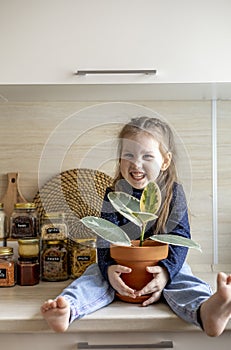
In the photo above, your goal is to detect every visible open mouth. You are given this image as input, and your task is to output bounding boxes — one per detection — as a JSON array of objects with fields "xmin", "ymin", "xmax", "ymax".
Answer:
[{"xmin": 130, "ymin": 172, "xmax": 145, "ymax": 181}]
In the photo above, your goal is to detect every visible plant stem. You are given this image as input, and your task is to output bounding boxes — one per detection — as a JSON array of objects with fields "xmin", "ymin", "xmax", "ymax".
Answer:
[{"xmin": 139, "ymin": 223, "xmax": 146, "ymax": 247}]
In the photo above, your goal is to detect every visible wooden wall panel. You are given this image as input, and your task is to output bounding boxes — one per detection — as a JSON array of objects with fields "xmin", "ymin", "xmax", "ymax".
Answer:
[
  {"xmin": 139, "ymin": 102, "xmax": 213, "ymax": 266},
  {"xmin": 217, "ymin": 101, "xmax": 231, "ymax": 265},
  {"xmin": 0, "ymin": 100, "xmax": 217, "ymax": 267}
]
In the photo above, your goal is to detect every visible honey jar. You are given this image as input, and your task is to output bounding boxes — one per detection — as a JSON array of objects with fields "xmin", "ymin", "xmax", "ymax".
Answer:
[{"xmin": 18, "ymin": 238, "xmax": 40, "ymax": 258}]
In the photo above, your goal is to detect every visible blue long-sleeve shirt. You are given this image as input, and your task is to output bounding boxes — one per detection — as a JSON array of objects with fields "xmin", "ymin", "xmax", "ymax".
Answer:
[{"xmin": 97, "ymin": 181, "xmax": 190, "ymax": 285}]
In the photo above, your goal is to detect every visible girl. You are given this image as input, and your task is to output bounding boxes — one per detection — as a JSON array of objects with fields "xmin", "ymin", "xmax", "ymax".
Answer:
[{"xmin": 41, "ymin": 116, "xmax": 231, "ymax": 336}]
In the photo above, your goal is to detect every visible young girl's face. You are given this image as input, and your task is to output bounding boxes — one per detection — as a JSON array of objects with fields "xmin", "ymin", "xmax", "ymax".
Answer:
[{"xmin": 120, "ymin": 132, "xmax": 171, "ymax": 189}]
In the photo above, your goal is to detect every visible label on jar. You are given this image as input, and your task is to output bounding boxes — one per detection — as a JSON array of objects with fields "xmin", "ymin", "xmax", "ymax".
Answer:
[
  {"xmin": 47, "ymin": 227, "xmax": 60, "ymax": 234},
  {"xmin": 16, "ymin": 222, "xmax": 29, "ymax": 228},
  {"xmin": 0, "ymin": 269, "xmax": 7, "ymax": 279},
  {"xmin": 77, "ymin": 256, "xmax": 90, "ymax": 261},
  {"xmin": 45, "ymin": 256, "xmax": 61, "ymax": 262}
]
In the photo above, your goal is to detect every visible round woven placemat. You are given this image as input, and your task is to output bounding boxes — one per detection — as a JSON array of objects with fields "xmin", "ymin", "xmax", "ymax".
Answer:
[{"xmin": 33, "ymin": 168, "xmax": 113, "ymax": 239}]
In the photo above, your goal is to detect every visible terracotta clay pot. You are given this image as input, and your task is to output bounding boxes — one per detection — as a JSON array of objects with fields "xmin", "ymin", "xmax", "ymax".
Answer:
[{"xmin": 110, "ymin": 240, "xmax": 168, "ymax": 303}]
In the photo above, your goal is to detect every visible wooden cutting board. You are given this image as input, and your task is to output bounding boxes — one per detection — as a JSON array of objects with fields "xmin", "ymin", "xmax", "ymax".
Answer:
[{"xmin": 0, "ymin": 172, "xmax": 28, "ymax": 221}]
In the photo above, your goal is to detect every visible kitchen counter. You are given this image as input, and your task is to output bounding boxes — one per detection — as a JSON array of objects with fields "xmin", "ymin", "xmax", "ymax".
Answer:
[{"xmin": 0, "ymin": 271, "xmax": 230, "ymax": 334}]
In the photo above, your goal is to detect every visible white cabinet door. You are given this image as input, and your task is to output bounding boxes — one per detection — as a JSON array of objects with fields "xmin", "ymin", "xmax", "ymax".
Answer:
[
  {"xmin": 80, "ymin": 331, "xmax": 231, "ymax": 350},
  {"xmin": 1, "ymin": 0, "xmax": 231, "ymax": 84},
  {"xmin": 1, "ymin": 331, "xmax": 230, "ymax": 350}
]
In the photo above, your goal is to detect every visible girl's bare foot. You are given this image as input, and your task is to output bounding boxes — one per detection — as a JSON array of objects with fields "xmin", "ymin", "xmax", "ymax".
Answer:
[
  {"xmin": 200, "ymin": 272, "xmax": 231, "ymax": 337},
  {"xmin": 41, "ymin": 296, "xmax": 71, "ymax": 332}
]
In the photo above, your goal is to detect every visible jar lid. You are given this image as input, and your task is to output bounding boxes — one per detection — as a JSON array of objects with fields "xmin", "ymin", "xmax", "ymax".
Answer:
[
  {"xmin": 71, "ymin": 238, "xmax": 96, "ymax": 247},
  {"xmin": 15, "ymin": 202, "xmax": 36, "ymax": 209},
  {"xmin": 0, "ymin": 246, "xmax": 13, "ymax": 256},
  {"xmin": 18, "ymin": 238, "xmax": 39, "ymax": 245},
  {"xmin": 46, "ymin": 239, "xmax": 67, "ymax": 244},
  {"xmin": 18, "ymin": 257, "xmax": 39, "ymax": 263},
  {"xmin": 43, "ymin": 212, "xmax": 65, "ymax": 219}
]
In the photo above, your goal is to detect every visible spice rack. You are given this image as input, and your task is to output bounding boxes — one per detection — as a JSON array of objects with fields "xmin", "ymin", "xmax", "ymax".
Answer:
[{"xmin": 1, "ymin": 204, "xmax": 98, "ymax": 287}]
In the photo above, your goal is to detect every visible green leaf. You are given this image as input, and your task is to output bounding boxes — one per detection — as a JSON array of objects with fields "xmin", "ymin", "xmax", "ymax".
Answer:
[
  {"xmin": 133, "ymin": 211, "xmax": 158, "ymax": 223},
  {"xmin": 108, "ymin": 192, "xmax": 142, "ymax": 226},
  {"xmin": 80, "ymin": 216, "xmax": 131, "ymax": 246},
  {"xmin": 149, "ymin": 234, "xmax": 202, "ymax": 251},
  {"xmin": 108, "ymin": 192, "xmax": 140, "ymax": 211},
  {"xmin": 140, "ymin": 181, "xmax": 161, "ymax": 214}
]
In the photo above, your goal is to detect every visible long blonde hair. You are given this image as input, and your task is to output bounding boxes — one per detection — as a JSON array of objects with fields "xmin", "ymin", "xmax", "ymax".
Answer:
[{"xmin": 113, "ymin": 116, "xmax": 178, "ymax": 234}]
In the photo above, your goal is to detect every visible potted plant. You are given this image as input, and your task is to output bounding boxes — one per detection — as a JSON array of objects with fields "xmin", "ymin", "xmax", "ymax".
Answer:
[{"xmin": 80, "ymin": 181, "xmax": 201, "ymax": 303}]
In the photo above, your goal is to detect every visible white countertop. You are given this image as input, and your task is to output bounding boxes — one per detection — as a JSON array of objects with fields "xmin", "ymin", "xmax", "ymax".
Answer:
[{"xmin": 0, "ymin": 271, "xmax": 230, "ymax": 334}]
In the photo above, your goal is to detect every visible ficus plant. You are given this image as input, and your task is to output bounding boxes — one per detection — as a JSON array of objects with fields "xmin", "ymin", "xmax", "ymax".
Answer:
[{"xmin": 81, "ymin": 181, "xmax": 201, "ymax": 251}]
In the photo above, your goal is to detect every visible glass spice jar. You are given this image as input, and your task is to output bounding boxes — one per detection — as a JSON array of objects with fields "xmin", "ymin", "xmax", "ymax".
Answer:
[
  {"xmin": 0, "ymin": 203, "xmax": 6, "ymax": 239},
  {"xmin": 69, "ymin": 238, "xmax": 96, "ymax": 279},
  {"xmin": 17, "ymin": 257, "xmax": 40, "ymax": 286},
  {"xmin": 18, "ymin": 238, "xmax": 40, "ymax": 258},
  {"xmin": 0, "ymin": 247, "xmax": 15, "ymax": 287},
  {"xmin": 10, "ymin": 203, "xmax": 38, "ymax": 239},
  {"xmin": 41, "ymin": 240, "xmax": 68, "ymax": 281},
  {"xmin": 41, "ymin": 212, "xmax": 68, "ymax": 240}
]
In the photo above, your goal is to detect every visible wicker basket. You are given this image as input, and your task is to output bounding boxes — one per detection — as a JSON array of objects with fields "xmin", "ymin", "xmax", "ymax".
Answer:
[{"xmin": 33, "ymin": 168, "xmax": 113, "ymax": 239}]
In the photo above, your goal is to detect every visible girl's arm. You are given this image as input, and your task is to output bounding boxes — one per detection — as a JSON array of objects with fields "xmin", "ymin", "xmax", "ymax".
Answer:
[
  {"xmin": 97, "ymin": 187, "xmax": 118, "ymax": 282},
  {"xmin": 97, "ymin": 187, "xmax": 138, "ymax": 298},
  {"xmin": 157, "ymin": 183, "xmax": 191, "ymax": 282}
]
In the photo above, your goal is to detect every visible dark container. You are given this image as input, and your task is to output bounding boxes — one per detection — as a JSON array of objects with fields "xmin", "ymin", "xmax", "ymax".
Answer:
[
  {"xmin": 17, "ymin": 257, "xmax": 40, "ymax": 286},
  {"xmin": 10, "ymin": 203, "xmax": 38, "ymax": 239}
]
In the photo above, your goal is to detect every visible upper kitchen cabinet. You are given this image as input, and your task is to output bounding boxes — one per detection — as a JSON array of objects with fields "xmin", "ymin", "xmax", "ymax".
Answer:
[{"xmin": 1, "ymin": 0, "xmax": 231, "ymax": 85}]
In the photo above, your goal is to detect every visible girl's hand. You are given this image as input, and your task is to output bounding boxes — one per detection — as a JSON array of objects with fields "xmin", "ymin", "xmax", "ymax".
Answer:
[
  {"xmin": 135, "ymin": 265, "xmax": 169, "ymax": 306},
  {"xmin": 107, "ymin": 265, "xmax": 136, "ymax": 299}
]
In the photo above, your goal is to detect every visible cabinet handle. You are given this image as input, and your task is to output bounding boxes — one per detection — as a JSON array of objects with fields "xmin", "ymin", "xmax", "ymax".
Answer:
[
  {"xmin": 77, "ymin": 341, "xmax": 173, "ymax": 349},
  {"xmin": 75, "ymin": 70, "xmax": 157, "ymax": 76}
]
